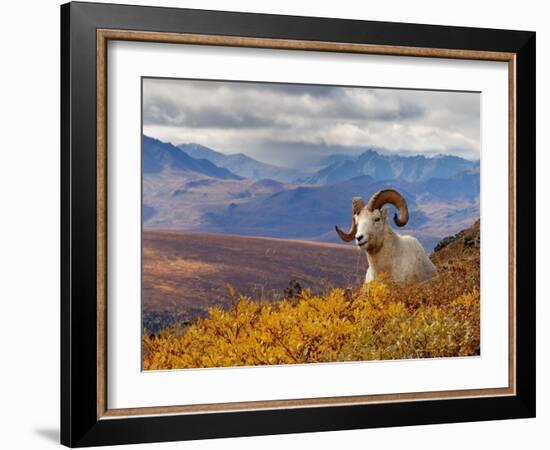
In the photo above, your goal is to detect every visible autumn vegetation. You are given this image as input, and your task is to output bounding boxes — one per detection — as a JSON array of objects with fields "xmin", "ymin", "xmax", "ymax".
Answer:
[{"xmin": 142, "ymin": 221, "xmax": 480, "ymax": 370}]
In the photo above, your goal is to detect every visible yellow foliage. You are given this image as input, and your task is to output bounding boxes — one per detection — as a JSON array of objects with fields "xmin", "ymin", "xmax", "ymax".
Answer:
[{"xmin": 143, "ymin": 256, "xmax": 480, "ymax": 370}]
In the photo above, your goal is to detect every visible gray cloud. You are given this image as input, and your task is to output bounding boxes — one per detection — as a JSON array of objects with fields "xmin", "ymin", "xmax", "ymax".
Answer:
[
  {"xmin": 145, "ymin": 100, "xmax": 275, "ymax": 129},
  {"xmin": 142, "ymin": 78, "xmax": 480, "ymax": 168}
]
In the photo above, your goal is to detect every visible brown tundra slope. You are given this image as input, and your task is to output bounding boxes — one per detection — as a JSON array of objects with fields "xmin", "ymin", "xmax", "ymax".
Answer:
[{"xmin": 432, "ymin": 219, "xmax": 480, "ymax": 263}]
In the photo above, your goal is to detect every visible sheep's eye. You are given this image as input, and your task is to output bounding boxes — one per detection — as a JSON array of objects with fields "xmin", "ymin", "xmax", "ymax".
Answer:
[{"xmin": 374, "ymin": 217, "xmax": 381, "ymax": 223}]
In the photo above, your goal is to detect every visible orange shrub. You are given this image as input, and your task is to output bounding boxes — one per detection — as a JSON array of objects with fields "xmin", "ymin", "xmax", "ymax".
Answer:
[{"xmin": 143, "ymin": 257, "xmax": 480, "ymax": 370}]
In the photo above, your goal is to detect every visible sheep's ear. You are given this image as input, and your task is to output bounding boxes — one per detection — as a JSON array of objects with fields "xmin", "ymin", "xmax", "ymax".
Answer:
[{"xmin": 381, "ymin": 208, "xmax": 391, "ymax": 220}]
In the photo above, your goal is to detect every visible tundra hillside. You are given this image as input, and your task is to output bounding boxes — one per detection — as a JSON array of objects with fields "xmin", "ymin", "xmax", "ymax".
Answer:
[{"xmin": 143, "ymin": 220, "xmax": 480, "ymax": 370}]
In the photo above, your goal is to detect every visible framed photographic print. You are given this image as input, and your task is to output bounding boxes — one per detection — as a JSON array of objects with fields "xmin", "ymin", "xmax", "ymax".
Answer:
[{"xmin": 61, "ymin": 1, "xmax": 536, "ymax": 447}]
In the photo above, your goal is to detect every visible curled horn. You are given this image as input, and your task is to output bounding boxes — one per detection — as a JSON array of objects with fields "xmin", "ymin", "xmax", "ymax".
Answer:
[
  {"xmin": 335, "ymin": 197, "xmax": 365, "ymax": 242},
  {"xmin": 367, "ymin": 189, "xmax": 409, "ymax": 227}
]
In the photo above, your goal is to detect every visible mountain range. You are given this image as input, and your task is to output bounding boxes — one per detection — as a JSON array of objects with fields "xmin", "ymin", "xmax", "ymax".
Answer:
[
  {"xmin": 177, "ymin": 142, "xmax": 479, "ymax": 186},
  {"xmin": 142, "ymin": 135, "xmax": 480, "ymax": 250}
]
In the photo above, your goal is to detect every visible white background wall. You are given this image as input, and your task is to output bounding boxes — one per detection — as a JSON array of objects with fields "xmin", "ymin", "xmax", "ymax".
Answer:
[{"xmin": 0, "ymin": 0, "xmax": 546, "ymax": 448}]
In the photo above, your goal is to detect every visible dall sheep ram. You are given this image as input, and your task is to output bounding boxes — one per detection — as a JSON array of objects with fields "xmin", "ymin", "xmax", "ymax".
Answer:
[{"xmin": 335, "ymin": 189, "xmax": 435, "ymax": 283}]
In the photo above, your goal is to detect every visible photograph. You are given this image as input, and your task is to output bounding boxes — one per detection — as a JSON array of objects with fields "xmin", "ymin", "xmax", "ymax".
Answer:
[{"xmin": 141, "ymin": 78, "xmax": 481, "ymax": 370}]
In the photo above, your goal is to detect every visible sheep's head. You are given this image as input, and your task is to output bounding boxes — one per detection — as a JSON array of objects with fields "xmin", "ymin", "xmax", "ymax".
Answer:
[{"xmin": 335, "ymin": 189, "xmax": 409, "ymax": 252}]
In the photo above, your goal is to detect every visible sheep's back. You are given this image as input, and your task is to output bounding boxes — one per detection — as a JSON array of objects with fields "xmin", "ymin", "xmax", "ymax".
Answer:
[{"xmin": 393, "ymin": 234, "xmax": 434, "ymax": 282}]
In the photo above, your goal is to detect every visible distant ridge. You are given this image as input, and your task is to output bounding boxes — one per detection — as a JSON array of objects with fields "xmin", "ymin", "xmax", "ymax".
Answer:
[
  {"xmin": 198, "ymin": 168, "xmax": 480, "ymax": 250},
  {"xmin": 305, "ymin": 149, "xmax": 478, "ymax": 185},
  {"xmin": 143, "ymin": 135, "xmax": 242, "ymax": 180},
  {"xmin": 178, "ymin": 143, "xmax": 305, "ymax": 183}
]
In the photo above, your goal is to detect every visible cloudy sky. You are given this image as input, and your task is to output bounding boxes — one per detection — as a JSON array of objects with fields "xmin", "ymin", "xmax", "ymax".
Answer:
[{"xmin": 143, "ymin": 77, "xmax": 480, "ymax": 168}]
